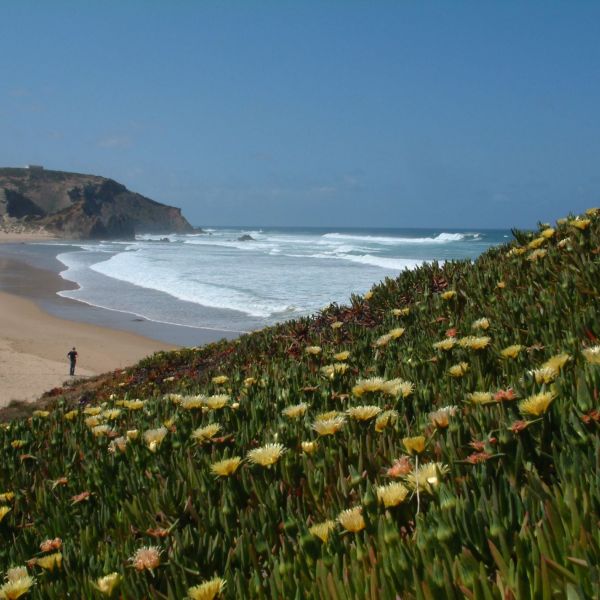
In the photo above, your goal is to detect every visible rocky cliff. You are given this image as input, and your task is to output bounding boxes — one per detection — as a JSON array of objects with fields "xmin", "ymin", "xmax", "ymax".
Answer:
[{"xmin": 0, "ymin": 167, "xmax": 193, "ymax": 239}]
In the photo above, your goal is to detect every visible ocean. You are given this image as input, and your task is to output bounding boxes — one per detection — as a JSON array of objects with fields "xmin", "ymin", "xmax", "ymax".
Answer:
[{"xmin": 51, "ymin": 226, "xmax": 510, "ymax": 334}]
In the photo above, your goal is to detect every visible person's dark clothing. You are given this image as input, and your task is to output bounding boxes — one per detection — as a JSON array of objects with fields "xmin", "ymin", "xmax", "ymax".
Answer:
[{"xmin": 67, "ymin": 350, "xmax": 78, "ymax": 376}]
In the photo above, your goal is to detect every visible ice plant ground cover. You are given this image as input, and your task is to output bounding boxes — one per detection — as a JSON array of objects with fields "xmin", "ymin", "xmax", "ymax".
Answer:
[{"xmin": 1, "ymin": 210, "xmax": 599, "ymax": 599}]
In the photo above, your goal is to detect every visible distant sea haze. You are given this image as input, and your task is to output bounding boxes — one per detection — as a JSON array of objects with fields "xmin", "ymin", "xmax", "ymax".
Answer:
[{"xmin": 55, "ymin": 227, "xmax": 510, "ymax": 333}]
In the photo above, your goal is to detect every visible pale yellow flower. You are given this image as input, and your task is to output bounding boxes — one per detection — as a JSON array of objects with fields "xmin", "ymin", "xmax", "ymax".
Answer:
[
  {"xmin": 428, "ymin": 405, "xmax": 458, "ymax": 429},
  {"xmin": 212, "ymin": 375, "xmax": 228, "ymax": 385},
  {"xmin": 405, "ymin": 462, "xmax": 449, "ymax": 493},
  {"xmin": 441, "ymin": 290, "xmax": 457, "ymax": 300},
  {"xmin": 143, "ymin": 427, "xmax": 167, "ymax": 452},
  {"xmin": 374, "ymin": 410, "xmax": 398, "ymax": 432},
  {"xmin": 346, "ymin": 405, "xmax": 382, "ymax": 421},
  {"xmin": 244, "ymin": 377, "xmax": 257, "ymax": 387},
  {"xmin": 541, "ymin": 227, "xmax": 555, "ymax": 239},
  {"xmin": 530, "ymin": 366, "xmax": 559, "ymax": 384},
  {"xmin": 543, "ymin": 353, "xmax": 570, "ymax": 372},
  {"xmin": 570, "ymin": 218, "xmax": 591, "ymax": 230},
  {"xmin": 374, "ymin": 333, "xmax": 392, "ymax": 347},
  {"xmin": 312, "ymin": 416, "xmax": 346, "ymax": 436},
  {"xmin": 0, "ymin": 506, "xmax": 11, "ymax": 522},
  {"xmin": 497, "ymin": 280, "xmax": 506, "ymax": 289},
  {"xmin": 108, "ymin": 436, "xmax": 128, "ymax": 454},
  {"xmin": 402, "ymin": 436, "xmax": 426, "ymax": 455},
  {"xmin": 458, "ymin": 336, "xmax": 491, "ymax": 350},
  {"xmin": 301, "ymin": 441, "xmax": 318, "ymax": 454},
  {"xmin": 337, "ymin": 507, "xmax": 365, "ymax": 532},
  {"xmin": 377, "ymin": 482, "xmax": 409, "ymax": 507},
  {"xmin": 101, "ymin": 409, "xmax": 122, "ymax": 420},
  {"xmin": 94, "ymin": 572, "xmax": 121, "ymax": 596},
  {"xmin": 305, "ymin": 346, "xmax": 322, "ymax": 355},
  {"xmin": 191, "ymin": 423, "xmax": 221, "ymax": 444},
  {"xmin": 585, "ymin": 207, "xmax": 599, "ymax": 217},
  {"xmin": 0, "ymin": 573, "xmax": 35, "ymax": 599},
  {"xmin": 246, "ymin": 443, "xmax": 286, "ymax": 467},
  {"xmin": 309, "ymin": 520, "xmax": 336, "ymax": 543},
  {"xmin": 282, "ymin": 403, "xmax": 308, "ymax": 419},
  {"xmin": 63, "ymin": 410, "xmax": 78, "ymax": 421},
  {"xmin": 0, "ymin": 492, "xmax": 14, "ymax": 503},
  {"xmin": 389, "ymin": 327, "xmax": 405, "ymax": 339},
  {"xmin": 392, "ymin": 307, "xmax": 410, "ymax": 316},
  {"xmin": 448, "ymin": 362, "xmax": 469, "ymax": 377},
  {"xmin": 83, "ymin": 406, "xmax": 102, "ymax": 416},
  {"xmin": 320, "ymin": 363, "xmax": 349, "ymax": 379},
  {"xmin": 5, "ymin": 567, "xmax": 28, "ymax": 581},
  {"xmin": 557, "ymin": 237, "xmax": 571, "ymax": 249},
  {"xmin": 84, "ymin": 416, "xmax": 102, "ymax": 428},
  {"xmin": 364, "ymin": 291, "xmax": 374, "ymax": 300},
  {"xmin": 527, "ymin": 237, "xmax": 546, "ymax": 249},
  {"xmin": 187, "ymin": 577, "xmax": 226, "ymax": 600},
  {"xmin": 519, "ymin": 391, "xmax": 556, "ymax": 416},
  {"xmin": 582, "ymin": 345, "xmax": 600, "ymax": 365},
  {"xmin": 527, "ymin": 249, "xmax": 547, "ymax": 261},
  {"xmin": 204, "ymin": 395, "xmax": 230, "ymax": 410},
  {"xmin": 382, "ymin": 378, "xmax": 414, "ymax": 398},
  {"xmin": 130, "ymin": 546, "xmax": 161, "ymax": 571},
  {"xmin": 500, "ymin": 344, "xmax": 523, "ymax": 359},
  {"xmin": 352, "ymin": 377, "xmax": 385, "ymax": 396},
  {"xmin": 315, "ymin": 410, "xmax": 342, "ymax": 421},
  {"xmin": 126, "ymin": 429, "xmax": 139, "ymax": 440},
  {"xmin": 331, "ymin": 321, "xmax": 343, "ymax": 330},
  {"xmin": 467, "ymin": 392, "xmax": 495, "ymax": 405},
  {"xmin": 121, "ymin": 399, "xmax": 145, "ymax": 410},
  {"xmin": 91, "ymin": 425, "xmax": 114, "ymax": 438},
  {"xmin": 32, "ymin": 410, "xmax": 50, "ymax": 418},
  {"xmin": 210, "ymin": 457, "xmax": 242, "ymax": 477},
  {"xmin": 333, "ymin": 351, "xmax": 350, "ymax": 361},
  {"xmin": 433, "ymin": 338, "xmax": 456, "ymax": 351},
  {"xmin": 35, "ymin": 552, "xmax": 62, "ymax": 571},
  {"xmin": 471, "ymin": 318, "xmax": 490, "ymax": 331},
  {"xmin": 180, "ymin": 395, "xmax": 207, "ymax": 410},
  {"xmin": 164, "ymin": 393, "xmax": 183, "ymax": 404},
  {"xmin": 507, "ymin": 247, "xmax": 526, "ymax": 256}
]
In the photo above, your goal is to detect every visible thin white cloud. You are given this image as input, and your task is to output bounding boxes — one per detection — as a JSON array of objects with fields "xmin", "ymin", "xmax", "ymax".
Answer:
[{"xmin": 97, "ymin": 135, "xmax": 132, "ymax": 149}]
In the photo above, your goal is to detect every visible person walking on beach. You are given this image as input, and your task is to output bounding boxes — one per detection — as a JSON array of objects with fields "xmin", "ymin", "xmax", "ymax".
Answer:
[{"xmin": 67, "ymin": 347, "xmax": 78, "ymax": 376}]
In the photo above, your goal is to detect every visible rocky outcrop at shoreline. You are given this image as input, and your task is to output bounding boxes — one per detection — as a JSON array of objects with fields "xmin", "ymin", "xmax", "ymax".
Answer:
[{"xmin": 0, "ymin": 167, "xmax": 193, "ymax": 239}]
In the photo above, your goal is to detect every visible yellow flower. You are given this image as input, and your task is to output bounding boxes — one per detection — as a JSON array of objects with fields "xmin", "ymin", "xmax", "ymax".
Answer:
[
  {"xmin": 121, "ymin": 399, "xmax": 145, "ymax": 410},
  {"xmin": 84, "ymin": 416, "xmax": 102, "ymax": 428},
  {"xmin": 83, "ymin": 406, "xmax": 102, "ymax": 416},
  {"xmin": 243, "ymin": 377, "xmax": 257, "ymax": 387},
  {"xmin": 541, "ymin": 227, "xmax": 555, "ymax": 239},
  {"xmin": 63, "ymin": 410, "xmax": 78, "ymax": 421},
  {"xmin": 402, "ymin": 436, "xmax": 426, "ymax": 455},
  {"xmin": 108, "ymin": 437, "xmax": 128, "ymax": 454},
  {"xmin": 305, "ymin": 346, "xmax": 322, "ymax": 355},
  {"xmin": 333, "ymin": 351, "xmax": 350, "ymax": 361},
  {"xmin": 212, "ymin": 375, "xmax": 228, "ymax": 385},
  {"xmin": 246, "ymin": 443, "xmax": 286, "ymax": 467},
  {"xmin": 191, "ymin": 423, "xmax": 221, "ymax": 444},
  {"xmin": 364, "ymin": 291, "xmax": 374, "ymax": 300},
  {"xmin": 374, "ymin": 410, "xmax": 398, "ymax": 432},
  {"xmin": 448, "ymin": 362, "xmax": 469, "ymax": 377},
  {"xmin": 92, "ymin": 425, "xmax": 114, "ymax": 438},
  {"xmin": 500, "ymin": 344, "xmax": 523, "ymax": 359},
  {"xmin": 187, "ymin": 577, "xmax": 226, "ymax": 600},
  {"xmin": 467, "ymin": 392, "xmax": 495, "ymax": 405},
  {"xmin": 586, "ymin": 207, "xmax": 599, "ymax": 217},
  {"xmin": 352, "ymin": 377, "xmax": 385, "ymax": 396},
  {"xmin": 374, "ymin": 333, "xmax": 392, "ymax": 347},
  {"xmin": 35, "ymin": 552, "xmax": 62, "ymax": 571},
  {"xmin": 441, "ymin": 290, "xmax": 457, "ymax": 300},
  {"xmin": 205, "ymin": 395, "xmax": 230, "ymax": 410},
  {"xmin": 405, "ymin": 463, "xmax": 449, "ymax": 493},
  {"xmin": 315, "ymin": 410, "xmax": 342, "ymax": 421},
  {"xmin": 497, "ymin": 280, "xmax": 506, "ymax": 289},
  {"xmin": 164, "ymin": 393, "xmax": 183, "ymax": 404},
  {"xmin": 0, "ymin": 573, "xmax": 35, "ymax": 600},
  {"xmin": 557, "ymin": 237, "xmax": 571, "ymax": 249},
  {"xmin": 346, "ymin": 405, "xmax": 382, "ymax": 421},
  {"xmin": 10, "ymin": 441, "xmax": 26, "ymax": 449},
  {"xmin": 582, "ymin": 345, "xmax": 600, "ymax": 365},
  {"xmin": 0, "ymin": 492, "xmax": 14, "ymax": 503},
  {"xmin": 282, "ymin": 403, "xmax": 308, "ymax": 419},
  {"xmin": 5, "ymin": 567, "xmax": 28, "ymax": 581},
  {"xmin": 312, "ymin": 416, "xmax": 346, "ymax": 436},
  {"xmin": 376, "ymin": 482, "xmax": 409, "ymax": 508},
  {"xmin": 180, "ymin": 395, "xmax": 207, "ymax": 410},
  {"xmin": 309, "ymin": 520, "xmax": 336, "ymax": 543},
  {"xmin": 471, "ymin": 317, "xmax": 490, "ymax": 330},
  {"xmin": 126, "ymin": 429, "xmax": 139, "ymax": 440},
  {"xmin": 433, "ymin": 338, "xmax": 456, "ymax": 351},
  {"xmin": 428, "ymin": 405, "xmax": 458, "ymax": 429},
  {"xmin": 519, "ymin": 391, "xmax": 556, "ymax": 416},
  {"xmin": 337, "ymin": 507, "xmax": 365, "ymax": 532},
  {"xmin": 458, "ymin": 336, "xmax": 491, "ymax": 350},
  {"xmin": 527, "ymin": 249, "xmax": 547, "ymax": 261},
  {"xmin": 382, "ymin": 378, "xmax": 414, "ymax": 398},
  {"xmin": 527, "ymin": 236, "xmax": 546, "ymax": 249},
  {"xmin": 392, "ymin": 307, "xmax": 410, "ymax": 316},
  {"xmin": 530, "ymin": 366, "xmax": 558, "ymax": 384},
  {"xmin": 543, "ymin": 353, "xmax": 570, "ymax": 372},
  {"xmin": 130, "ymin": 546, "xmax": 161, "ymax": 571},
  {"xmin": 570, "ymin": 218, "xmax": 591, "ymax": 230},
  {"xmin": 143, "ymin": 427, "xmax": 168, "ymax": 452},
  {"xmin": 101, "ymin": 409, "xmax": 121, "ymax": 420},
  {"xmin": 389, "ymin": 327, "xmax": 405, "ymax": 339},
  {"xmin": 507, "ymin": 247, "xmax": 526, "ymax": 256},
  {"xmin": 210, "ymin": 457, "xmax": 242, "ymax": 477},
  {"xmin": 331, "ymin": 321, "xmax": 343, "ymax": 330},
  {"xmin": 320, "ymin": 363, "xmax": 348, "ymax": 378},
  {"xmin": 32, "ymin": 410, "xmax": 49, "ymax": 418},
  {"xmin": 94, "ymin": 572, "xmax": 121, "ymax": 596},
  {"xmin": 0, "ymin": 506, "xmax": 11, "ymax": 522},
  {"xmin": 301, "ymin": 441, "xmax": 318, "ymax": 454}
]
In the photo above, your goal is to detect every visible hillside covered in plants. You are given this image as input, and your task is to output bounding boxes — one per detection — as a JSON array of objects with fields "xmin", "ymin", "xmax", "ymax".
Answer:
[{"xmin": 1, "ymin": 209, "xmax": 599, "ymax": 599}]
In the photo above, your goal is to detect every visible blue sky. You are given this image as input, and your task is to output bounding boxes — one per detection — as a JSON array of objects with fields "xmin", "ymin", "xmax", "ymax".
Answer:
[{"xmin": 1, "ymin": 1, "xmax": 599, "ymax": 228}]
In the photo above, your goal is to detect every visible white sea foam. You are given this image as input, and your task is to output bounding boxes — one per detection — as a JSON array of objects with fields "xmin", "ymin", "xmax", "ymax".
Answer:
[{"xmin": 321, "ymin": 232, "xmax": 468, "ymax": 244}]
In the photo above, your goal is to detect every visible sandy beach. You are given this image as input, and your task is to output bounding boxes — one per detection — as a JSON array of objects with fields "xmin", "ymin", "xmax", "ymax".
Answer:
[{"xmin": 0, "ymin": 289, "xmax": 178, "ymax": 406}]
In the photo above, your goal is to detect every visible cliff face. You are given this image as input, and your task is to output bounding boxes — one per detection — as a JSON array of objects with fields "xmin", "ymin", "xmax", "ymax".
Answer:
[{"xmin": 0, "ymin": 167, "xmax": 193, "ymax": 239}]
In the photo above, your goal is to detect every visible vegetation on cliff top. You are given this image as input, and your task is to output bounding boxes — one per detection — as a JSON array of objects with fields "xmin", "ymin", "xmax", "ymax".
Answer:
[{"xmin": 0, "ymin": 209, "xmax": 599, "ymax": 599}]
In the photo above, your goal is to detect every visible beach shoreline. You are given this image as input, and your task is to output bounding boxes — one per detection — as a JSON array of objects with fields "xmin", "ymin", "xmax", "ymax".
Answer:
[{"xmin": 0, "ymin": 239, "xmax": 239, "ymax": 406}]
